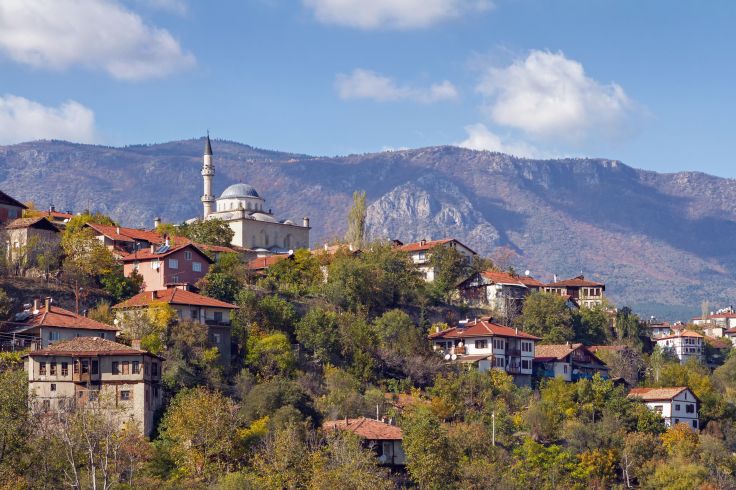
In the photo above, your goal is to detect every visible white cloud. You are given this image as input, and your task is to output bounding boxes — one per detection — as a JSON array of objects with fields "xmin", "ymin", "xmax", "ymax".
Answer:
[
  {"xmin": 0, "ymin": 0, "xmax": 195, "ymax": 80},
  {"xmin": 477, "ymin": 50, "xmax": 632, "ymax": 142},
  {"xmin": 456, "ymin": 123, "xmax": 540, "ymax": 158},
  {"xmin": 336, "ymin": 69, "xmax": 459, "ymax": 103},
  {"xmin": 130, "ymin": 0, "xmax": 188, "ymax": 15},
  {"xmin": 0, "ymin": 95, "xmax": 96, "ymax": 144},
  {"xmin": 303, "ymin": 0, "xmax": 492, "ymax": 29}
]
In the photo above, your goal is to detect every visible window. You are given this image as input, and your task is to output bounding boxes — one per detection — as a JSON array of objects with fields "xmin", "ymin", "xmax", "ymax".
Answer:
[
  {"xmin": 50, "ymin": 383, "xmax": 56, "ymax": 392},
  {"xmin": 475, "ymin": 340, "xmax": 488, "ymax": 349},
  {"xmin": 81, "ymin": 360, "xmax": 89, "ymax": 374},
  {"xmin": 91, "ymin": 360, "xmax": 98, "ymax": 375},
  {"xmin": 493, "ymin": 338, "xmax": 504, "ymax": 349},
  {"xmin": 112, "ymin": 362, "xmax": 120, "ymax": 375},
  {"xmin": 48, "ymin": 331, "xmax": 60, "ymax": 342},
  {"xmin": 675, "ymin": 418, "xmax": 679, "ymax": 424},
  {"xmin": 213, "ymin": 333, "xmax": 221, "ymax": 344},
  {"xmin": 675, "ymin": 404, "xmax": 680, "ymax": 411},
  {"xmin": 653, "ymin": 405, "xmax": 663, "ymax": 413},
  {"xmin": 192, "ymin": 261, "xmax": 202, "ymax": 272},
  {"xmin": 191, "ymin": 309, "xmax": 198, "ymax": 320},
  {"xmin": 151, "ymin": 362, "xmax": 158, "ymax": 377},
  {"xmin": 184, "ymin": 250, "xmax": 192, "ymax": 260},
  {"xmin": 50, "ymin": 363, "xmax": 57, "ymax": 375},
  {"xmin": 692, "ymin": 420, "xmax": 698, "ymax": 429},
  {"xmin": 171, "ymin": 275, "xmax": 179, "ymax": 283},
  {"xmin": 521, "ymin": 360, "xmax": 530, "ymax": 369},
  {"xmin": 214, "ymin": 311, "xmax": 223, "ymax": 322},
  {"xmin": 522, "ymin": 342, "xmax": 532, "ymax": 352},
  {"xmin": 122, "ymin": 361, "xmax": 130, "ymax": 375},
  {"xmin": 168, "ymin": 258, "xmax": 179, "ymax": 269},
  {"xmin": 73, "ymin": 361, "xmax": 79, "ymax": 375},
  {"xmin": 39, "ymin": 362, "xmax": 46, "ymax": 375},
  {"xmin": 563, "ymin": 365, "xmax": 568, "ymax": 374},
  {"xmin": 89, "ymin": 391, "xmax": 98, "ymax": 402},
  {"xmin": 120, "ymin": 390, "xmax": 131, "ymax": 401},
  {"xmin": 61, "ymin": 362, "xmax": 68, "ymax": 376},
  {"xmin": 686, "ymin": 404, "xmax": 695, "ymax": 414},
  {"xmin": 132, "ymin": 361, "xmax": 140, "ymax": 374},
  {"xmin": 151, "ymin": 259, "xmax": 160, "ymax": 269}
]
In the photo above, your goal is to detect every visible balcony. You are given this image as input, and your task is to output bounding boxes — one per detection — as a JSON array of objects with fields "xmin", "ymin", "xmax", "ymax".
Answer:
[
  {"xmin": 506, "ymin": 348, "xmax": 521, "ymax": 357},
  {"xmin": 204, "ymin": 320, "xmax": 232, "ymax": 327},
  {"xmin": 507, "ymin": 364, "xmax": 521, "ymax": 374}
]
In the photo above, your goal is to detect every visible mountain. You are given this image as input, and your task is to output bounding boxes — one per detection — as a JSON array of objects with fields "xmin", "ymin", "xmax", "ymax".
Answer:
[{"xmin": 2, "ymin": 138, "xmax": 735, "ymax": 319}]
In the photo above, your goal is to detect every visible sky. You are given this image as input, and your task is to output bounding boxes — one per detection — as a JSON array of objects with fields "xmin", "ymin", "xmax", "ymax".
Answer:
[{"xmin": 1, "ymin": 0, "xmax": 735, "ymax": 177}]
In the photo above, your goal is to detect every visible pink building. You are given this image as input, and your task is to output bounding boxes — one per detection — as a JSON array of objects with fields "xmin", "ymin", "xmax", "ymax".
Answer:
[{"xmin": 121, "ymin": 243, "xmax": 213, "ymax": 291}]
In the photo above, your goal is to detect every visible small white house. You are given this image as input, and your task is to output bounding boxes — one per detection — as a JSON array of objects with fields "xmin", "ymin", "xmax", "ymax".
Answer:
[
  {"xmin": 654, "ymin": 330, "xmax": 704, "ymax": 363},
  {"xmin": 628, "ymin": 386, "xmax": 699, "ymax": 430}
]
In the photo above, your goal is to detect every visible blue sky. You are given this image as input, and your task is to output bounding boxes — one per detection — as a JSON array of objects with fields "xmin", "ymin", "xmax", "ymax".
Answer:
[{"xmin": 1, "ymin": 0, "xmax": 735, "ymax": 177}]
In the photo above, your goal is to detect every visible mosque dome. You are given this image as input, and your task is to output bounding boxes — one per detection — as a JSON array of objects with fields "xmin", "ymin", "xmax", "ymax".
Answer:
[{"xmin": 220, "ymin": 183, "xmax": 260, "ymax": 199}]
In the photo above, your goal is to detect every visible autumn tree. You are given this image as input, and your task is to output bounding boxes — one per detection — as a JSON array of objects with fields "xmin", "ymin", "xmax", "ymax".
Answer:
[
  {"xmin": 401, "ymin": 406, "xmax": 459, "ymax": 489},
  {"xmin": 180, "ymin": 218, "xmax": 235, "ymax": 247},
  {"xmin": 159, "ymin": 387, "xmax": 240, "ymax": 481},
  {"xmin": 516, "ymin": 291, "xmax": 574, "ymax": 343}
]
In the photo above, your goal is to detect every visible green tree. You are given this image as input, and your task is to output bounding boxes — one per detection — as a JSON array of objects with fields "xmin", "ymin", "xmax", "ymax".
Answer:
[
  {"xmin": 517, "ymin": 291, "xmax": 574, "ymax": 343},
  {"xmin": 262, "ymin": 248, "xmax": 322, "ymax": 295},
  {"xmin": 511, "ymin": 439, "xmax": 580, "ymax": 489},
  {"xmin": 159, "ymin": 387, "xmax": 240, "ymax": 480},
  {"xmin": 427, "ymin": 245, "xmax": 472, "ymax": 301},
  {"xmin": 295, "ymin": 308, "xmax": 341, "ymax": 363},
  {"xmin": 181, "ymin": 218, "xmax": 235, "ymax": 247},
  {"xmin": 573, "ymin": 304, "xmax": 611, "ymax": 345},
  {"xmin": 615, "ymin": 306, "xmax": 642, "ymax": 344},
  {"xmin": 0, "ymin": 288, "xmax": 11, "ymax": 320},
  {"xmin": 345, "ymin": 190, "xmax": 367, "ymax": 249},
  {"xmin": 0, "ymin": 369, "xmax": 31, "ymax": 470},
  {"xmin": 373, "ymin": 309, "xmax": 426, "ymax": 356},
  {"xmin": 401, "ymin": 406, "xmax": 459, "ymax": 489},
  {"xmin": 310, "ymin": 432, "xmax": 393, "ymax": 490}
]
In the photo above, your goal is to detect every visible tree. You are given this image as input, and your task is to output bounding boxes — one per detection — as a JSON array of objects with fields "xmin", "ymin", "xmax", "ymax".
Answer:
[
  {"xmin": 0, "ymin": 288, "xmax": 11, "ymax": 320},
  {"xmin": 61, "ymin": 226, "xmax": 118, "ymax": 311},
  {"xmin": 510, "ymin": 438, "xmax": 580, "ymax": 489},
  {"xmin": 615, "ymin": 306, "xmax": 642, "ymax": 344},
  {"xmin": 0, "ymin": 369, "xmax": 31, "ymax": 470},
  {"xmin": 262, "ymin": 248, "xmax": 321, "ymax": 295},
  {"xmin": 401, "ymin": 406, "xmax": 459, "ymax": 489},
  {"xmin": 573, "ymin": 304, "xmax": 612, "ymax": 345},
  {"xmin": 181, "ymin": 218, "xmax": 234, "ymax": 247},
  {"xmin": 159, "ymin": 387, "xmax": 240, "ymax": 480},
  {"xmin": 345, "ymin": 191, "xmax": 367, "ymax": 249},
  {"xmin": 516, "ymin": 291, "xmax": 574, "ymax": 343},
  {"xmin": 373, "ymin": 309, "xmax": 425, "ymax": 356},
  {"xmin": 295, "ymin": 308, "xmax": 341, "ymax": 363},
  {"xmin": 310, "ymin": 432, "xmax": 393, "ymax": 490},
  {"xmin": 246, "ymin": 332, "xmax": 296, "ymax": 379},
  {"xmin": 427, "ymin": 245, "xmax": 472, "ymax": 302}
]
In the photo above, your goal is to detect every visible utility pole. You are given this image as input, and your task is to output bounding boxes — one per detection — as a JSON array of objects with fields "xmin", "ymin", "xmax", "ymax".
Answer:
[{"xmin": 492, "ymin": 411, "xmax": 496, "ymax": 446}]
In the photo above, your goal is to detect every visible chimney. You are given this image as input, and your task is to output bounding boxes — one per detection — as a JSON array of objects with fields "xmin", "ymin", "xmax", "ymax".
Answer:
[
  {"xmin": 131, "ymin": 339, "xmax": 142, "ymax": 350},
  {"xmin": 116, "ymin": 226, "xmax": 121, "ymax": 235},
  {"xmin": 150, "ymin": 244, "xmax": 155, "ymax": 253},
  {"xmin": 303, "ymin": 217, "xmax": 310, "ymax": 228},
  {"xmin": 553, "ymin": 274, "xmax": 558, "ymax": 282},
  {"xmin": 154, "ymin": 217, "xmax": 161, "ymax": 229},
  {"xmin": 165, "ymin": 236, "xmax": 170, "ymax": 247},
  {"xmin": 44, "ymin": 297, "xmax": 51, "ymax": 311},
  {"xmin": 50, "ymin": 205, "xmax": 55, "ymax": 212},
  {"xmin": 151, "ymin": 291, "xmax": 156, "ymax": 300},
  {"xmin": 33, "ymin": 298, "xmax": 39, "ymax": 311},
  {"xmin": 420, "ymin": 238, "xmax": 426, "ymax": 246}
]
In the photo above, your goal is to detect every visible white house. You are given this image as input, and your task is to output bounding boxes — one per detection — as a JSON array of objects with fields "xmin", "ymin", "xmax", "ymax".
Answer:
[
  {"xmin": 323, "ymin": 417, "xmax": 405, "ymax": 466},
  {"xmin": 692, "ymin": 308, "xmax": 736, "ymax": 338},
  {"xmin": 457, "ymin": 270, "xmax": 545, "ymax": 318},
  {"xmin": 628, "ymin": 387, "xmax": 699, "ymax": 430},
  {"xmin": 398, "ymin": 238, "xmax": 476, "ymax": 282},
  {"xmin": 654, "ymin": 330, "xmax": 704, "ymax": 363},
  {"xmin": 429, "ymin": 317, "xmax": 540, "ymax": 386}
]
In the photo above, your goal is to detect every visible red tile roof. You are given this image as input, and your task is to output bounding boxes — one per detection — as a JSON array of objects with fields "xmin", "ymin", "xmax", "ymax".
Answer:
[
  {"xmin": 28, "ymin": 337, "xmax": 154, "ymax": 357},
  {"xmin": 399, "ymin": 238, "xmax": 477, "ymax": 255},
  {"xmin": 323, "ymin": 417, "xmax": 403, "ymax": 440},
  {"xmin": 655, "ymin": 330, "xmax": 703, "ymax": 341},
  {"xmin": 546, "ymin": 275, "xmax": 604, "ymax": 288},
  {"xmin": 4, "ymin": 216, "xmax": 59, "ymax": 231},
  {"xmin": 45, "ymin": 210, "xmax": 74, "ymax": 220},
  {"xmin": 480, "ymin": 270, "xmax": 527, "ymax": 286},
  {"xmin": 247, "ymin": 254, "xmax": 290, "ymax": 271},
  {"xmin": 114, "ymin": 288, "xmax": 237, "ymax": 310},
  {"xmin": 429, "ymin": 318, "xmax": 540, "ymax": 341},
  {"xmin": 627, "ymin": 387, "xmax": 691, "ymax": 401},
  {"xmin": 86, "ymin": 223, "xmax": 163, "ymax": 244},
  {"xmin": 692, "ymin": 313, "xmax": 736, "ymax": 320},
  {"xmin": 7, "ymin": 305, "xmax": 117, "ymax": 332},
  {"xmin": 534, "ymin": 343, "xmax": 581, "ymax": 361},
  {"xmin": 119, "ymin": 242, "xmax": 213, "ymax": 263}
]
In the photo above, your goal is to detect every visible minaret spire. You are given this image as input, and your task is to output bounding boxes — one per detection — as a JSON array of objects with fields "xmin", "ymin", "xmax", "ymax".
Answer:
[{"xmin": 201, "ymin": 132, "xmax": 215, "ymax": 218}]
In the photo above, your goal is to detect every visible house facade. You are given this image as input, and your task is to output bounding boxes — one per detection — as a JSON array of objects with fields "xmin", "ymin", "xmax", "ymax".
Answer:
[
  {"xmin": 628, "ymin": 387, "xmax": 699, "ymax": 430},
  {"xmin": 121, "ymin": 243, "xmax": 213, "ymax": 291},
  {"xmin": 692, "ymin": 308, "xmax": 736, "ymax": 338},
  {"xmin": 26, "ymin": 336, "xmax": 164, "ymax": 436},
  {"xmin": 655, "ymin": 330, "xmax": 704, "ymax": 363},
  {"xmin": 86, "ymin": 223, "xmax": 163, "ymax": 257},
  {"xmin": 429, "ymin": 318, "xmax": 539, "ymax": 386},
  {"xmin": 544, "ymin": 275, "xmax": 605, "ymax": 308},
  {"xmin": 0, "ymin": 190, "xmax": 26, "ymax": 223},
  {"xmin": 323, "ymin": 417, "xmax": 405, "ymax": 466},
  {"xmin": 4, "ymin": 217, "xmax": 60, "ymax": 273},
  {"xmin": 457, "ymin": 270, "xmax": 544, "ymax": 317},
  {"xmin": 533, "ymin": 343, "xmax": 609, "ymax": 382},
  {"xmin": 113, "ymin": 286, "xmax": 236, "ymax": 365},
  {"xmin": 399, "ymin": 238, "xmax": 477, "ymax": 282},
  {"xmin": 2, "ymin": 298, "xmax": 118, "ymax": 350}
]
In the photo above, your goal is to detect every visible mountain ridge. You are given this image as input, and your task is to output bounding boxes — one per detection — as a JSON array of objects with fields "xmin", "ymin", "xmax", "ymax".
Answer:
[{"xmin": 2, "ymin": 138, "xmax": 734, "ymax": 319}]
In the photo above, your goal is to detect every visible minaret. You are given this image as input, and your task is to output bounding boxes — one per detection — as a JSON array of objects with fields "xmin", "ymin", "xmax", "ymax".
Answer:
[{"xmin": 201, "ymin": 133, "xmax": 215, "ymax": 218}]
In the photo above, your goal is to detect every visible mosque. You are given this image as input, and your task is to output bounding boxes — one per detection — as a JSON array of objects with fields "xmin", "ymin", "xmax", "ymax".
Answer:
[{"xmin": 197, "ymin": 135, "xmax": 310, "ymax": 253}]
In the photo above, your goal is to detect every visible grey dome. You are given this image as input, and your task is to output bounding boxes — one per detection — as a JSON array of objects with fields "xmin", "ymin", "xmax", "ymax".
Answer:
[
  {"xmin": 220, "ymin": 183, "xmax": 260, "ymax": 199},
  {"xmin": 251, "ymin": 212, "xmax": 278, "ymax": 223}
]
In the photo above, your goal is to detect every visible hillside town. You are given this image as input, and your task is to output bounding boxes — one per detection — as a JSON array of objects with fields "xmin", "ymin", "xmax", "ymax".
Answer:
[{"xmin": 0, "ymin": 138, "xmax": 735, "ymax": 489}]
